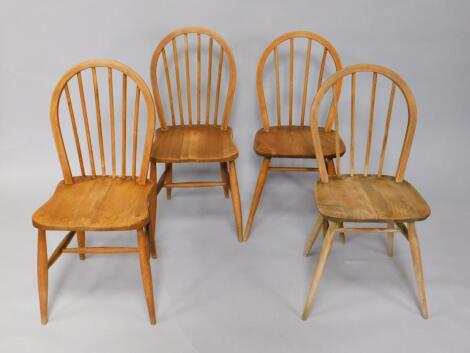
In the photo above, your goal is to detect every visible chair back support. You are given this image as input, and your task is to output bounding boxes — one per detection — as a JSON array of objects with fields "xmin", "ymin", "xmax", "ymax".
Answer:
[
  {"xmin": 310, "ymin": 64, "xmax": 417, "ymax": 183},
  {"xmin": 50, "ymin": 60, "xmax": 156, "ymax": 185},
  {"xmin": 150, "ymin": 27, "xmax": 237, "ymax": 130},
  {"xmin": 256, "ymin": 31, "xmax": 342, "ymax": 130}
]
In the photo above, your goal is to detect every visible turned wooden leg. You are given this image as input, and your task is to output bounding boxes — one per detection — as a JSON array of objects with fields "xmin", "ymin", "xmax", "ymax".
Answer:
[
  {"xmin": 165, "ymin": 163, "xmax": 172, "ymax": 200},
  {"xmin": 220, "ymin": 162, "xmax": 230, "ymax": 198},
  {"xmin": 228, "ymin": 160, "xmax": 243, "ymax": 242},
  {"xmin": 149, "ymin": 162, "xmax": 158, "ymax": 259},
  {"xmin": 243, "ymin": 158, "xmax": 270, "ymax": 241},
  {"xmin": 304, "ymin": 216, "xmax": 324, "ymax": 256},
  {"xmin": 137, "ymin": 229, "xmax": 156, "ymax": 324},
  {"xmin": 302, "ymin": 222, "xmax": 337, "ymax": 320},
  {"xmin": 322, "ymin": 219, "xmax": 329, "ymax": 237},
  {"xmin": 77, "ymin": 231, "xmax": 86, "ymax": 260},
  {"xmin": 37, "ymin": 229, "xmax": 48, "ymax": 325},
  {"xmin": 407, "ymin": 222, "xmax": 429, "ymax": 319},
  {"xmin": 338, "ymin": 222, "xmax": 346, "ymax": 244},
  {"xmin": 387, "ymin": 222, "xmax": 394, "ymax": 257}
]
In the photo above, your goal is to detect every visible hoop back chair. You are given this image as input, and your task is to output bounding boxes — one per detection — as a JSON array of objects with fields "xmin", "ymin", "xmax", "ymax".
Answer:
[
  {"xmin": 32, "ymin": 60, "xmax": 157, "ymax": 324},
  {"xmin": 244, "ymin": 31, "xmax": 344, "ymax": 241},
  {"xmin": 149, "ymin": 27, "xmax": 243, "ymax": 244},
  {"xmin": 302, "ymin": 64, "xmax": 431, "ymax": 320}
]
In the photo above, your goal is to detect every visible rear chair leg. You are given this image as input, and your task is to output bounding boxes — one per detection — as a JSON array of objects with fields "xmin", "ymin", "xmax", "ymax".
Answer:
[
  {"xmin": 302, "ymin": 222, "xmax": 337, "ymax": 320},
  {"xmin": 137, "ymin": 228, "xmax": 156, "ymax": 324},
  {"xmin": 77, "ymin": 231, "xmax": 85, "ymax": 260},
  {"xmin": 165, "ymin": 163, "xmax": 172, "ymax": 200},
  {"xmin": 407, "ymin": 222, "xmax": 429, "ymax": 319},
  {"xmin": 244, "ymin": 157, "xmax": 270, "ymax": 241},
  {"xmin": 220, "ymin": 162, "xmax": 230, "ymax": 198},
  {"xmin": 387, "ymin": 222, "xmax": 394, "ymax": 257},
  {"xmin": 37, "ymin": 229, "xmax": 48, "ymax": 325},
  {"xmin": 304, "ymin": 216, "xmax": 324, "ymax": 256},
  {"xmin": 148, "ymin": 162, "xmax": 158, "ymax": 259}
]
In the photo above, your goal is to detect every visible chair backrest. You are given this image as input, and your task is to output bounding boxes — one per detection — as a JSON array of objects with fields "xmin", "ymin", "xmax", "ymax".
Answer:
[
  {"xmin": 50, "ymin": 60, "xmax": 156, "ymax": 185},
  {"xmin": 310, "ymin": 64, "xmax": 417, "ymax": 183},
  {"xmin": 257, "ymin": 31, "xmax": 342, "ymax": 130},
  {"xmin": 150, "ymin": 27, "xmax": 236, "ymax": 130}
]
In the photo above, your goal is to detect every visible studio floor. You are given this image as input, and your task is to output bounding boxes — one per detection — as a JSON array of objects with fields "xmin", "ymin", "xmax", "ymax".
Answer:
[{"xmin": 1, "ymin": 170, "xmax": 468, "ymax": 353}]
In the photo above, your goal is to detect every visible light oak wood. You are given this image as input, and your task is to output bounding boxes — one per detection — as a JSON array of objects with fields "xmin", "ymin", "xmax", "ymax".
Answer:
[
  {"xmin": 63, "ymin": 247, "xmax": 138, "ymax": 254},
  {"xmin": 246, "ymin": 31, "xmax": 343, "ymax": 240},
  {"xmin": 244, "ymin": 158, "xmax": 270, "ymax": 241},
  {"xmin": 48, "ymin": 231, "xmax": 76, "ymax": 268},
  {"xmin": 304, "ymin": 64, "xmax": 431, "ymax": 320},
  {"xmin": 407, "ymin": 222, "xmax": 429, "ymax": 319},
  {"xmin": 33, "ymin": 60, "xmax": 157, "ymax": 324},
  {"xmin": 137, "ymin": 228, "xmax": 157, "ymax": 324},
  {"xmin": 149, "ymin": 162, "xmax": 158, "ymax": 259},
  {"xmin": 254, "ymin": 126, "xmax": 345, "ymax": 159},
  {"xmin": 37, "ymin": 230, "xmax": 48, "ymax": 325},
  {"xmin": 152, "ymin": 126, "xmax": 238, "ymax": 163},
  {"xmin": 387, "ymin": 222, "xmax": 394, "ymax": 257},
  {"xmin": 302, "ymin": 222, "xmax": 337, "ymax": 320},
  {"xmin": 315, "ymin": 175, "xmax": 430, "ymax": 223},
  {"xmin": 303, "ymin": 216, "xmax": 324, "ymax": 256},
  {"xmin": 149, "ymin": 28, "xmax": 242, "ymax": 242},
  {"xmin": 229, "ymin": 161, "xmax": 243, "ymax": 242},
  {"xmin": 33, "ymin": 176, "xmax": 154, "ymax": 231},
  {"xmin": 77, "ymin": 231, "xmax": 85, "ymax": 260}
]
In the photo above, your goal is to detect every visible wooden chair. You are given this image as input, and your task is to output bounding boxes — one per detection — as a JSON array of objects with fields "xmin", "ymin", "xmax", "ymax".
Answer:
[
  {"xmin": 302, "ymin": 64, "xmax": 431, "ymax": 320},
  {"xmin": 32, "ymin": 60, "xmax": 157, "ymax": 324},
  {"xmin": 244, "ymin": 31, "xmax": 344, "ymax": 241},
  {"xmin": 149, "ymin": 27, "xmax": 243, "ymax": 247}
]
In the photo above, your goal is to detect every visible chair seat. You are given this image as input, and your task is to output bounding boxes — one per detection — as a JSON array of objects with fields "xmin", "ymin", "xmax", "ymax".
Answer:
[
  {"xmin": 32, "ymin": 176, "xmax": 154, "ymax": 231},
  {"xmin": 150, "ymin": 125, "xmax": 239, "ymax": 163},
  {"xmin": 315, "ymin": 175, "xmax": 431, "ymax": 222},
  {"xmin": 254, "ymin": 126, "xmax": 345, "ymax": 158}
]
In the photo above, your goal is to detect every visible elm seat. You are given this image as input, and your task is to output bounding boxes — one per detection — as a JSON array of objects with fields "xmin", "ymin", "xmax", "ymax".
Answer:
[
  {"xmin": 253, "ymin": 126, "xmax": 346, "ymax": 159},
  {"xmin": 33, "ymin": 176, "xmax": 154, "ymax": 231},
  {"xmin": 315, "ymin": 175, "xmax": 431, "ymax": 223},
  {"xmin": 150, "ymin": 125, "xmax": 239, "ymax": 163}
]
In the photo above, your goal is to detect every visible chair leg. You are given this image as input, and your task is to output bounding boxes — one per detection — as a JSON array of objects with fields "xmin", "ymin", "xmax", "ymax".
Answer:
[
  {"xmin": 77, "ymin": 231, "xmax": 86, "ymax": 260},
  {"xmin": 165, "ymin": 163, "xmax": 172, "ymax": 200},
  {"xmin": 220, "ymin": 162, "xmax": 230, "ymax": 198},
  {"xmin": 407, "ymin": 222, "xmax": 429, "ymax": 319},
  {"xmin": 149, "ymin": 162, "xmax": 158, "ymax": 259},
  {"xmin": 338, "ymin": 222, "xmax": 346, "ymax": 244},
  {"xmin": 304, "ymin": 215, "xmax": 324, "ymax": 256},
  {"xmin": 37, "ymin": 229, "xmax": 48, "ymax": 325},
  {"xmin": 387, "ymin": 222, "xmax": 394, "ymax": 257},
  {"xmin": 228, "ymin": 160, "xmax": 243, "ymax": 242},
  {"xmin": 243, "ymin": 158, "xmax": 270, "ymax": 241},
  {"xmin": 322, "ymin": 219, "xmax": 329, "ymax": 237},
  {"xmin": 137, "ymin": 228, "xmax": 156, "ymax": 324},
  {"xmin": 302, "ymin": 222, "xmax": 337, "ymax": 320}
]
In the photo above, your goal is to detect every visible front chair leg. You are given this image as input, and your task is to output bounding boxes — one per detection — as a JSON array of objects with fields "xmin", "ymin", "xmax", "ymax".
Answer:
[
  {"xmin": 219, "ymin": 162, "xmax": 230, "ymax": 198},
  {"xmin": 302, "ymin": 222, "xmax": 337, "ymax": 320},
  {"xmin": 228, "ymin": 160, "xmax": 243, "ymax": 242},
  {"xmin": 37, "ymin": 229, "xmax": 48, "ymax": 325},
  {"xmin": 137, "ymin": 229, "xmax": 156, "ymax": 324},
  {"xmin": 244, "ymin": 157, "xmax": 270, "ymax": 241},
  {"xmin": 407, "ymin": 222, "xmax": 429, "ymax": 319},
  {"xmin": 148, "ymin": 162, "xmax": 158, "ymax": 259},
  {"xmin": 77, "ymin": 231, "xmax": 86, "ymax": 260},
  {"xmin": 304, "ymin": 216, "xmax": 324, "ymax": 256}
]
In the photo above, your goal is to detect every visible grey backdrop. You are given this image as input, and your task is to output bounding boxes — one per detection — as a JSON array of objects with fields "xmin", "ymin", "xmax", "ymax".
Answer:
[{"xmin": 1, "ymin": 0, "xmax": 469, "ymax": 352}]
